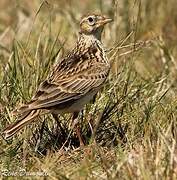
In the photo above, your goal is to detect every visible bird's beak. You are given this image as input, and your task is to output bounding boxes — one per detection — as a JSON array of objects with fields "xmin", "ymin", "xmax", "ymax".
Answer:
[
  {"xmin": 103, "ymin": 17, "xmax": 113, "ymax": 24},
  {"xmin": 99, "ymin": 17, "xmax": 113, "ymax": 26}
]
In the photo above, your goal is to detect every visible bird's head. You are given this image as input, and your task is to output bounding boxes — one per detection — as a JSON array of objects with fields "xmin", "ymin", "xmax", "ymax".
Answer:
[{"xmin": 80, "ymin": 14, "xmax": 112, "ymax": 39}]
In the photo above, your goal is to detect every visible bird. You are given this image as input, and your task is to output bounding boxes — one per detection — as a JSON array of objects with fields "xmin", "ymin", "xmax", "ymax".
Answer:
[{"xmin": 2, "ymin": 14, "xmax": 112, "ymax": 145}]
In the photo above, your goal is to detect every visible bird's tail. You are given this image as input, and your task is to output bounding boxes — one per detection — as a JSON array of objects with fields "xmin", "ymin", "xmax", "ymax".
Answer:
[{"xmin": 2, "ymin": 105, "xmax": 40, "ymax": 140}]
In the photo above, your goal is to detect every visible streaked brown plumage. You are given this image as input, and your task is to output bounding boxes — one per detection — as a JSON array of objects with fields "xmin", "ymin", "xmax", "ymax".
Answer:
[{"xmin": 2, "ymin": 14, "xmax": 112, "ymax": 143}]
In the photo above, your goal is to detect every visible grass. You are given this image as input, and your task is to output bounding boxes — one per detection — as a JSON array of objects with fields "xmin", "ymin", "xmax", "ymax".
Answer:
[{"xmin": 0, "ymin": 0, "xmax": 177, "ymax": 179}]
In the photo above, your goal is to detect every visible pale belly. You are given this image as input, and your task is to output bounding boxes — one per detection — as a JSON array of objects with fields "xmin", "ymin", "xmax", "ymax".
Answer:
[{"xmin": 50, "ymin": 88, "xmax": 100, "ymax": 114}]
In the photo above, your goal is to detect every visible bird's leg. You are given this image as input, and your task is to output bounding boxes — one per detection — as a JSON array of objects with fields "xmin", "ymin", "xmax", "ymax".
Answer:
[
  {"xmin": 72, "ymin": 112, "xmax": 84, "ymax": 146},
  {"xmin": 90, "ymin": 93, "xmax": 97, "ymax": 104},
  {"xmin": 52, "ymin": 113, "xmax": 65, "ymax": 134}
]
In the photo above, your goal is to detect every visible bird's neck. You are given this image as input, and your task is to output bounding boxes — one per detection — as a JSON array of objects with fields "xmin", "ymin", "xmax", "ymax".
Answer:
[
  {"xmin": 75, "ymin": 32, "xmax": 109, "ymax": 65},
  {"xmin": 79, "ymin": 29, "xmax": 102, "ymax": 40},
  {"xmin": 77, "ymin": 33, "xmax": 103, "ymax": 50}
]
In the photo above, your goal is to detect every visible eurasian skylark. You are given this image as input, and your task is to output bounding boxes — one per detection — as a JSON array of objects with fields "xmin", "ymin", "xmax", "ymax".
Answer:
[{"xmin": 2, "ymin": 14, "xmax": 112, "ymax": 145}]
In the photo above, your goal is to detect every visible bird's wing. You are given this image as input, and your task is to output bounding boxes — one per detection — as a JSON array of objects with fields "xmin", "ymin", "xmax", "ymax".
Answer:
[{"xmin": 27, "ymin": 52, "xmax": 110, "ymax": 110}]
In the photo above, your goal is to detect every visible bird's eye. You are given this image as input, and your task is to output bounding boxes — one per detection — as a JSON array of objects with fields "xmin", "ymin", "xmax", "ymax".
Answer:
[
  {"xmin": 87, "ymin": 17, "xmax": 95, "ymax": 25},
  {"xmin": 88, "ymin": 17, "xmax": 93, "ymax": 22}
]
